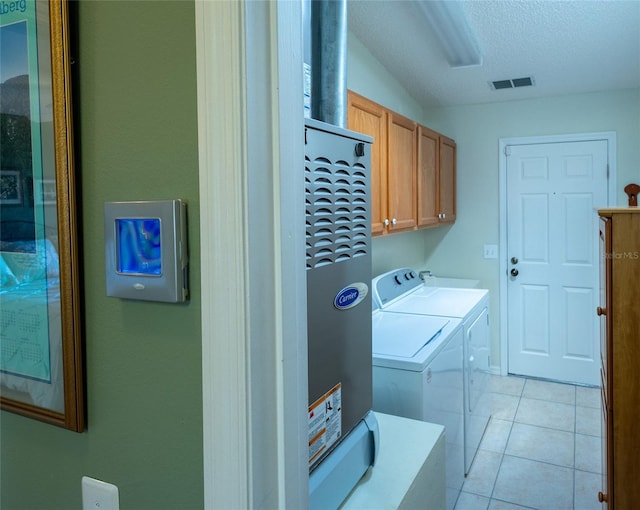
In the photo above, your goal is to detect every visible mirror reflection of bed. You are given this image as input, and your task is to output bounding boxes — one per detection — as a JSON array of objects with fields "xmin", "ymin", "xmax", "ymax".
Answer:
[{"xmin": 1, "ymin": 221, "xmax": 64, "ymax": 414}]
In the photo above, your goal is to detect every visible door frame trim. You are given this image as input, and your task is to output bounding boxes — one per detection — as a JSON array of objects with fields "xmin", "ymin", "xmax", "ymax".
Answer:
[
  {"xmin": 196, "ymin": 2, "xmax": 307, "ymax": 507},
  {"xmin": 498, "ymin": 132, "xmax": 616, "ymax": 376}
]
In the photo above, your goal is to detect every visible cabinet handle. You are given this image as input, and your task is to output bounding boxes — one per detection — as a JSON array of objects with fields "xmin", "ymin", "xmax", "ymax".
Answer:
[
  {"xmin": 598, "ymin": 491, "xmax": 608, "ymax": 503},
  {"xmin": 383, "ymin": 219, "xmax": 390, "ymax": 227},
  {"xmin": 597, "ymin": 306, "xmax": 607, "ymax": 316},
  {"xmin": 391, "ymin": 218, "xmax": 397, "ymax": 226}
]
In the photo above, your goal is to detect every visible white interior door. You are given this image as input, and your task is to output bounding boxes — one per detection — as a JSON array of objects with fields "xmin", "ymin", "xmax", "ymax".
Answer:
[{"xmin": 506, "ymin": 140, "xmax": 608, "ymax": 386}]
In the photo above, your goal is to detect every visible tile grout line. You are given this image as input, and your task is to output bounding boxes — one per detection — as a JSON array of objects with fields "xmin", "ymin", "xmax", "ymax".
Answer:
[{"xmin": 486, "ymin": 382, "xmax": 523, "ymax": 506}]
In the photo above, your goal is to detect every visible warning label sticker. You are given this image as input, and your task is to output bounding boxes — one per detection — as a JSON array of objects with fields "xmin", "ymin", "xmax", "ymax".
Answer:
[{"xmin": 308, "ymin": 382, "xmax": 342, "ymax": 466}]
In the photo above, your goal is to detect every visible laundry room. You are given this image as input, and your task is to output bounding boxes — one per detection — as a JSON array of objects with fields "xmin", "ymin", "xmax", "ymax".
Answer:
[
  {"xmin": 342, "ymin": 1, "xmax": 640, "ymax": 509},
  {"xmin": 345, "ymin": 1, "xmax": 639, "ymax": 371}
]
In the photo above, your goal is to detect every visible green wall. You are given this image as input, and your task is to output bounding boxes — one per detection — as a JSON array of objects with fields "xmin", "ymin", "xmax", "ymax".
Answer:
[{"xmin": 1, "ymin": 2, "xmax": 203, "ymax": 509}]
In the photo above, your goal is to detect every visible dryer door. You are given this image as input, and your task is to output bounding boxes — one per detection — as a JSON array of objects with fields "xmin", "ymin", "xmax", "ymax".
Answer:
[
  {"xmin": 465, "ymin": 307, "xmax": 491, "ymax": 474},
  {"xmin": 467, "ymin": 307, "xmax": 490, "ymax": 413}
]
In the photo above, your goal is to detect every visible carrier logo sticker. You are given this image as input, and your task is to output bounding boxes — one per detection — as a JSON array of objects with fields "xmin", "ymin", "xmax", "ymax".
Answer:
[{"xmin": 334, "ymin": 282, "xmax": 368, "ymax": 310}]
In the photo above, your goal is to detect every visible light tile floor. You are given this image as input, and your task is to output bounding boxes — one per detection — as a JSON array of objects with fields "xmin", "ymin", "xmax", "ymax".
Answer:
[{"xmin": 454, "ymin": 375, "xmax": 602, "ymax": 510}]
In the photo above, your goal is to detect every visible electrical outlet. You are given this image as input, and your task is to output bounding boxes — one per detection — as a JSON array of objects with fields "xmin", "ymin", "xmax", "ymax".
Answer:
[
  {"xmin": 82, "ymin": 476, "xmax": 119, "ymax": 510},
  {"xmin": 483, "ymin": 244, "xmax": 498, "ymax": 259}
]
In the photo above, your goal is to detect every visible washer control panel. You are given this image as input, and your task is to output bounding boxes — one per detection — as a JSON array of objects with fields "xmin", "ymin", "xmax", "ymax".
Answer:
[{"xmin": 372, "ymin": 267, "xmax": 421, "ymax": 307}]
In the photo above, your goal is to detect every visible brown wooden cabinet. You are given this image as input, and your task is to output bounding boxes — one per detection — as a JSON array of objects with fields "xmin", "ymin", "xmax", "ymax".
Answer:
[
  {"xmin": 417, "ymin": 125, "xmax": 439, "ymax": 227},
  {"xmin": 387, "ymin": 110, "xmax": 417, "ymax": 233},
  {"xmin": 347, "ymin": 90, "xmax": 417, "ymax": 236},
  {"xmin": 597, "ymin": 208, "xmax": 640, "ymax": 509},
  {"xmin": 346, "ymin": 91, "xmax": 388, "ymax": 236},
  {"xmin": 438, "ymin": 135, "xmax": 456, "ymax": 224},
  {"xmin": 417, "ymin": 126, "xmax": 456, "ymax": 227},
  {"xmin": 347, "ymin": 90, "xmax": 455, "ymax": 236}
]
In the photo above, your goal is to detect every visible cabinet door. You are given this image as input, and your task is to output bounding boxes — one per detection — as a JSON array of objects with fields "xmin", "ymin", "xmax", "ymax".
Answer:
[
  {"xmin": 387, "ymin": 112, "xmax": 417, "ymax": 232},
  {"xmin": 417, "ymin": 125, "xmax": 439, "ymax": 227},
  {"xmin": 347, "ymin": 91, "xmax": 387, "ymax": 236},
  {"xmin": 439, "ymin": 136, "xmax": 456, "ymax": 224},
  {"xmin": 598, "ymin": 217, "xmax": 612, "ymax": 508}
]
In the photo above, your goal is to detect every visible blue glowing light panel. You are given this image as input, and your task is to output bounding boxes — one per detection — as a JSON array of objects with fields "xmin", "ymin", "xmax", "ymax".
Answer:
[{"xmin": 116, "ymin": 218, "xmax": 162, "ymax": 275}]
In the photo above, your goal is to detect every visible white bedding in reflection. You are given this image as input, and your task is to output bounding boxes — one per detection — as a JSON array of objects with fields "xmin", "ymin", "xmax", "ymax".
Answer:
[{"xmin": 1, "ymin": 278, "xmax": 63, "ymax": 413}]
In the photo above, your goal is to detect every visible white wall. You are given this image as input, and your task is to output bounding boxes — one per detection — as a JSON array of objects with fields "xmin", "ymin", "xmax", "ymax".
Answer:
[
  {"xmin": 348, "ymin": 31, "xmax": 640, "ymax": 368},
  {"xmin": 348, "ymin": 31, "xmax": 425, "ymax": 120},
  {"xmin": 423, "ymin": 88, "xmax": 640, "ymax": 366},
  {"xmin": 348, "ymin": 31, "xmax": 431, "ymax": 277}
]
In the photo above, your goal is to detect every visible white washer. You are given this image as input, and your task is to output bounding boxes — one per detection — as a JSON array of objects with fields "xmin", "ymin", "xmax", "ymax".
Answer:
[
  {"xmin": 372, "ymin": 268, "xmax": 491, "ymax": 476},
  {"xmin": 372, "ymin": 301, "xmax": 464, "ymax": 510}
]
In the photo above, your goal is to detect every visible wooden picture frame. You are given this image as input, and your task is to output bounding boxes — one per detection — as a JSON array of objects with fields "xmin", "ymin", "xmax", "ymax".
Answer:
[{"xmin": 0, "ymin": 0, "xmax": 84, "ymax": 432}]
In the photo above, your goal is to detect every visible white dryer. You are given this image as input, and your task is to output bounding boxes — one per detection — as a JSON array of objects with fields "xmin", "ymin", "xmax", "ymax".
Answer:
[
  {"xmin": 372, "ymin": 291, "xmax": 464, "ymax": 510},
  {"xmin": 372, "ymin": 268, "xmax": 491, "ymax": 476}
]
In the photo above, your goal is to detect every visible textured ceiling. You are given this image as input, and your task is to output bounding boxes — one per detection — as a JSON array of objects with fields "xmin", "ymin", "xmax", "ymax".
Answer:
[{"xmin": 348, "ymin": 0, "xmax": 640, "ymax": 108}]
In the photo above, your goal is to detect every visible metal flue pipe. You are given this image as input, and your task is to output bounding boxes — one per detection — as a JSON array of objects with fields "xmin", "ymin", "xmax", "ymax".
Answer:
[{"xmin": 310, "ymin": 0, "xmax": 348, "ymax": 128}]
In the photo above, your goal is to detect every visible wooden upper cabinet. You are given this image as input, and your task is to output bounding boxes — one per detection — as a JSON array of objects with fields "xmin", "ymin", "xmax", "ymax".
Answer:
[
  {"xmin": 417, "ymin": 125, "xmax": 439, "ymax": 227},
  {"xmin": 439, "ymin": 135, "xmax": 457, "ymax": 224},
  {"xmin": 418, "ymin": 127, "xmax": 457, "ymax": 227},
  {"xmin": 387, "ymin": 111, "xmax": 417, "ymax": 233},
  {"xmin": 347, "ymin": 90, "xmax": 387, "ymax": 236},
  {"xmin": 347, "ymin": 90, "xmax": 455, "ymax": 236}
]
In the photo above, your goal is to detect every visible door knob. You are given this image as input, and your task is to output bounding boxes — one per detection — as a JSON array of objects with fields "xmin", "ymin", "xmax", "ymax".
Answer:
[
  {"xmin": 511, "ymin": 257, "xmax": 518, "ymax": 264},
  {"xmin": 511, "ymin": 268, "xmax": 519, "ymax": 277}
]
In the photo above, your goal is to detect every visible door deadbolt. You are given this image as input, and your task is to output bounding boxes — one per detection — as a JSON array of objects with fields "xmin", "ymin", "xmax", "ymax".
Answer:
[{"xmin": 511, "ymin": 257, "xmax": 518, "ymax": 264}]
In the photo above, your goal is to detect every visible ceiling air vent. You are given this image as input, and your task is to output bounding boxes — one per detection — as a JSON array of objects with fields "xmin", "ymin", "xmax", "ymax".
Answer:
[{"xmin": 491, "ymin": 76, "xmax": 534, "ymax": 90}]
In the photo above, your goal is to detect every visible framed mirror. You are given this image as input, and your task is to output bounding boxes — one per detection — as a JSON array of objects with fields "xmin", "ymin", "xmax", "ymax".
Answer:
[{"xmin": 1, "ymin": 0, "xmax": 84, "ymax": 431}]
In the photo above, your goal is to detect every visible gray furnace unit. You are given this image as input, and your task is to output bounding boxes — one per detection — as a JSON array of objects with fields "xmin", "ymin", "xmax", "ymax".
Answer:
[{"xmin": 305, "ymin": 118, "xmax": 378, "ymax": 510}]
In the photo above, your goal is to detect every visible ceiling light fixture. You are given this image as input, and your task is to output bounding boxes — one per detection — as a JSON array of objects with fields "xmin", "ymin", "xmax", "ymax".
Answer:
[{"xmin": 417, "ymin": 0, "xmax": 483, "ymax": 68}]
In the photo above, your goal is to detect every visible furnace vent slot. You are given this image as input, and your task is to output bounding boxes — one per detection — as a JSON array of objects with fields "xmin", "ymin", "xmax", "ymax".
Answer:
[{"xmin": 305, "ymin": 153, "xmax": 370, "ymax": 268}]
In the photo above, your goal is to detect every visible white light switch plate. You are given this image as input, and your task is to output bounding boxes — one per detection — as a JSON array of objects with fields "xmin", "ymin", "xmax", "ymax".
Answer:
[
  {"xmin": 82, "ymin": 476, "xmax": 119, "ymax": 510},
  {"xmin": 483, "ymin": 244, "xmax": 498, "ymax": 259}
]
